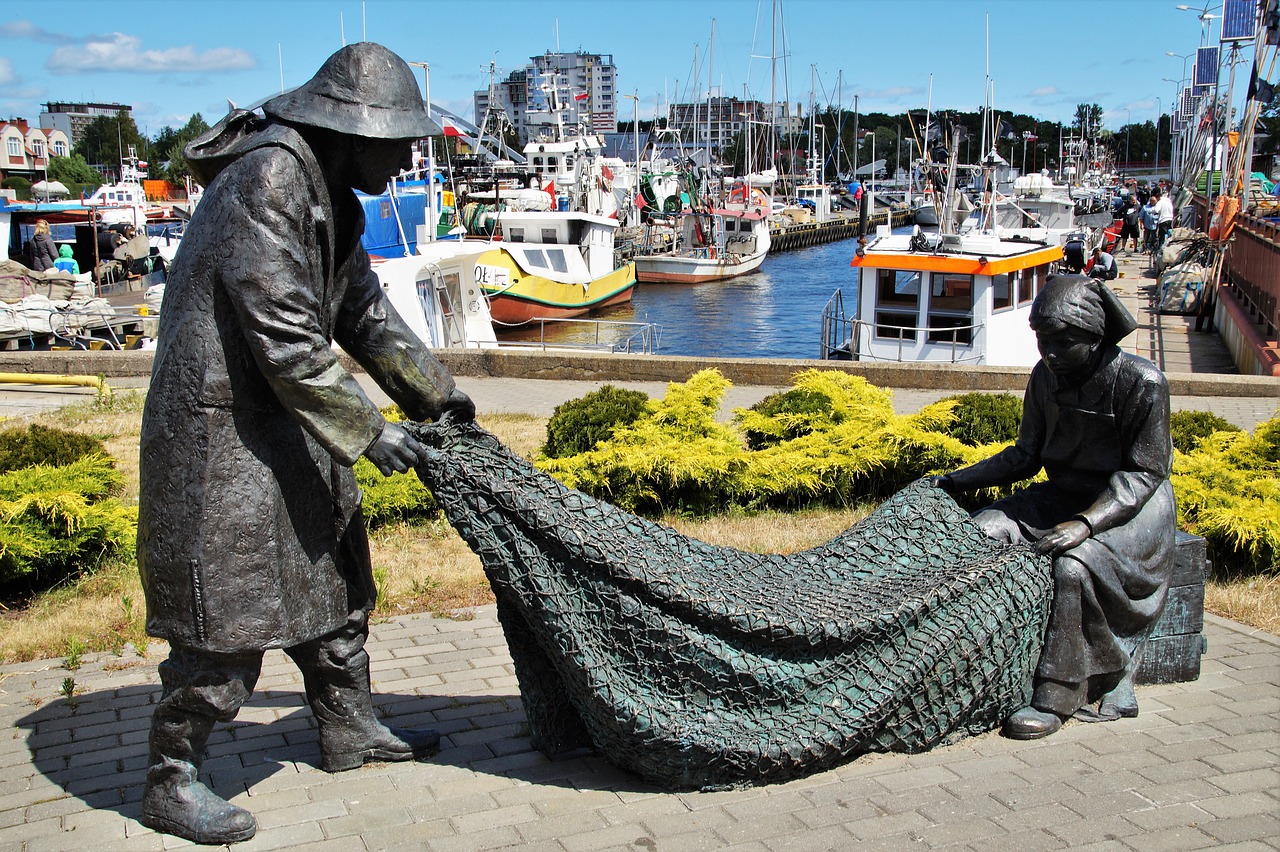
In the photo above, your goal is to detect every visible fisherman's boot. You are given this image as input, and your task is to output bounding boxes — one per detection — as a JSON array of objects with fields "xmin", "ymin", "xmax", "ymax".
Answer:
[
  {"xmin": 140, "ymin": 708, "xmax": 257, "ymax": 844},
  {"xmin": 292, "ymin": 643, "xmax": 440, "ymax": 773}
]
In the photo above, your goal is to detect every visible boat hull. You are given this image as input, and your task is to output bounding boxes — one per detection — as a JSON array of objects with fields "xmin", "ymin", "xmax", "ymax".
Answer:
[
  {"xmin": 634, "ymin": 250, "xmax": 766, "ymax": 284},
  {"xmin": 483, "ymin": 259, "xmax": 637, "ymax": 326}
]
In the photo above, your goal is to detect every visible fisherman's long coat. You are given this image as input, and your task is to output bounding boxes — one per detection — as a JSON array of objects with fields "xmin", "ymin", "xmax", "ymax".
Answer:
[{"xmin": 138, "ymin": 114, "xmax": 455, "ymax": 653}]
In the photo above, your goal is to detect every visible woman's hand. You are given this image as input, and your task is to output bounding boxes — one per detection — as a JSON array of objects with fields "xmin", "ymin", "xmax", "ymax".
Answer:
[{"xmin": 1035, "ymin": 519, "xmax": 1091, "ymax": 556}]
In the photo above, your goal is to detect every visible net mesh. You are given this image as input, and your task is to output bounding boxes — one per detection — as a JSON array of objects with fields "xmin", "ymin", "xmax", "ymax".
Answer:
[{"xmin": 410, "ymin": 421, "xmax": 1052, "ymax": 790}]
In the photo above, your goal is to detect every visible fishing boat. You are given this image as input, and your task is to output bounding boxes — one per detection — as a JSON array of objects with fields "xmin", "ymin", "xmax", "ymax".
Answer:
[
  {"xmin": 633, "ymin": 206, "xmax": 771, "ymax": 284},
  {"xmin": 468, "ymin": 207, "xmax": 636, "ymax": 326},
  {"xmin": 373, "ymin": 242, "xmax": 500, "ymax": 349},
  {"xmin": 821, "ymin": 223, "xmax": 1063, "ymax": 366}
]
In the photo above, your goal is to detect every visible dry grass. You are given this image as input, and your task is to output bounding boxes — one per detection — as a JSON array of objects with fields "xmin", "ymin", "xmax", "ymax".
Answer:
[
  {"xmin": 1204, "ymin": 573, "xmax": 1280, "ymax": 636},
  {"xmin": 0, "ymin": 396, "xmax": 1275, "ymax": 664}
]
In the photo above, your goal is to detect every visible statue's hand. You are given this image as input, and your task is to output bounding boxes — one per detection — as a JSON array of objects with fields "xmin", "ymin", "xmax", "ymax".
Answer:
[
  {"xmin": 925, "ymin": 474, "xmax": 955, "ymax": 494},
  {"xmin": 365, "ymin": 422, "xmax": 425, "ymax": 476},
  {"xmin": 1035, "ymin": 519, "xmax": 1091, "ymax": 557},
  {"xmin": 439, "ymin": 388, "xmax": 476, "ymax": 425}
]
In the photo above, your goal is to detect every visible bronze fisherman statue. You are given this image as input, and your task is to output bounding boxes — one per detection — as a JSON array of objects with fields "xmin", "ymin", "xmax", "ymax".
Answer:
[{"xmin": 136, "ymin": 43, "xmax": 473, "ymax": 844}]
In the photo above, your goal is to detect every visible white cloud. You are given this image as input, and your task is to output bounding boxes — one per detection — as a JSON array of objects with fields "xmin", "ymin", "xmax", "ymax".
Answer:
[
  {"xmin": 46, "ymin": 33, "xmax": 256, "ymax": 74},
  {"xmin": 1030, "ymin": 86, "xmax": 1060, "ymax": 97},
  {"xmin": 0, "ymin": 57, "xmax": 15, "ymax": 86},
  {"xmin": 0, "ymin": 20, "xmax": 77, "ymax": 44}
]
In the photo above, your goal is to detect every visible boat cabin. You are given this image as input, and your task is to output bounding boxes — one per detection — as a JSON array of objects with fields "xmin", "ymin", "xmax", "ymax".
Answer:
[
  {"xmin": 833, "ymin": 224, "xmax": 1063, "ymax": 366},
  {"xmin": 373, "ymin": 243, "xmax": 498, "ymax": 350}
]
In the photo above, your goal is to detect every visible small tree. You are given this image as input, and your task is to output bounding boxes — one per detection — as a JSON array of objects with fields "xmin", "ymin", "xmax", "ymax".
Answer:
[{"xmin": 46, "ymin": 153, "xmax": 103, "ymax": 186}]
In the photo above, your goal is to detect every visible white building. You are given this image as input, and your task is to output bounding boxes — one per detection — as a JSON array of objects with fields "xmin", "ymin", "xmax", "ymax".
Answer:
[
  {"xmin": 38, "ymin": 102, "xmax": 134, "ymax": 150},
  {"xmin": 474, "ymin": 52, "xmax": 617, "ymax": 144}
]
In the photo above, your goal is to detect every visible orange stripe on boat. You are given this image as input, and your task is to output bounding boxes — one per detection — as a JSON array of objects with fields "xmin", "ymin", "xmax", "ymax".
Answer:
[{"xmin": 851, "ymin": 245, "xmax": 1063, "ymax": 275}]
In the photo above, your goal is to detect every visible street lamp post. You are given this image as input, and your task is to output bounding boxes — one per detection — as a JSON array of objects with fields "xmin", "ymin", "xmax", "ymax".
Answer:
[
  {"xmin": 1154, "ymin": 97, "xmax": 1162, "ymax": 173},
  {"xmin": 1124, "ymin": 108, "xmax": 1131, "ymax": 173}
]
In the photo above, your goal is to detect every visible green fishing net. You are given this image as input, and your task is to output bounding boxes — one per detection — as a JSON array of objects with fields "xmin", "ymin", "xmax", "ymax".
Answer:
[{"xmin": 410, "ymin": 421, "xmax": 1051, "ymax": 790}]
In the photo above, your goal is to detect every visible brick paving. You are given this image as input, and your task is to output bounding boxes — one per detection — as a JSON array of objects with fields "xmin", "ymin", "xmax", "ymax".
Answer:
[{"xmin": 0, "ymin": 607, "xmax": 1275, "ymax": 851}]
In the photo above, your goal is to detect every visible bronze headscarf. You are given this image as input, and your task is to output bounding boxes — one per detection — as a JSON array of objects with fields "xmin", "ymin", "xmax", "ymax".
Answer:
[{"xmin": 1029, "ymin": 274, "xmax": 1138, "ymax": 346}]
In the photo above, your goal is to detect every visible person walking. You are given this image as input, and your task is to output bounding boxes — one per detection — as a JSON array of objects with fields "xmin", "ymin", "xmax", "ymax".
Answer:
[
  {"xmin": 1152, "ymin": 187, "xmax": 1175, "ymax": 251},
  {"xmin": 1119, "ymin": 195, "xmax": 1142, "ymax": 254},
  {"xmin": 136, "ymin": 42, "xmax": 473, "ymax": 845}
]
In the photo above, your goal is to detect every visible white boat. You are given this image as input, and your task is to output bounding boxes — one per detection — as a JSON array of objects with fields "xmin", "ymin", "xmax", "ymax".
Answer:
[
  {"xmin": 634, "ymin": 207, "xmax": 771, "ymax": 284},
  {"xmin": 374, "ymin": 242, "xmax": 499, "ymax": 350},
  {"xmin": 821, "ymin": 223, "xmax": 1064, "ymax": 366}
]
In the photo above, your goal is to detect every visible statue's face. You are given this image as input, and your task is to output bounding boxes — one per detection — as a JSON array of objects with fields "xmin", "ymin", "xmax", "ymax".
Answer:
[
  {"xmin": 350, "ymin": 137, "xmax": 414, "ymax": 194},
  {"xmin": 1035, "ymin": 320, "xmax": 1102, "ymax": 380}
]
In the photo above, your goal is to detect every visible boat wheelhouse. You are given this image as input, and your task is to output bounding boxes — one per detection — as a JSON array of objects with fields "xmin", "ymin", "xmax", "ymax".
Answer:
[{"xmin": 822, "ymin": 224, "xmax": 1063, "ymax": 366}]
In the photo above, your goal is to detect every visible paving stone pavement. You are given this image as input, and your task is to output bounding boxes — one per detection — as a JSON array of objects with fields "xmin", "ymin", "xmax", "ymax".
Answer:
[{"xmin": 0, "ymin": 606, "xmax": 1276, "ymax": 851}]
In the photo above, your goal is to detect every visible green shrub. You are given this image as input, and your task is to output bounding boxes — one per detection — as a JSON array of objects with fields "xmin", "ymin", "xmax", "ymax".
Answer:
[
  {"xmin": 542, "ymin": 384, "xmax": 651, "ymax": 459},
  {"xmin": 1173, "ymin": 417, "xmax": 1280, "ymax": 575},
  {"xmin": 353, "ymin": 404, "xmax": 438, "ymax": 529},
  {"xmin": 0, "ymin": 455, "xmax": 137, "ymax": 587},
  {"xmin": 540, "ymin": 369, "xmax": 996, "ymax": 516},
  {"xmin": 2, "ymin": 177, "xmax": 31, "ymax": 201},
  {"xmin": 741, "ymin": 387, "xmax": 838, "ymax": 450},
  {"xmin": 936, "ymin": 392, "xmax": 1023, "ymax": 447},
  {"xmin": 355, "ymin": 458, "xmax": 437, "ymax": 529},
  {"xmin": 1169, "ymin": 410, "xmax": 1243, "ymax": 454},
  {"xmin": 0, "ymin": 425, "xmax": 107, "ymax": 474}
]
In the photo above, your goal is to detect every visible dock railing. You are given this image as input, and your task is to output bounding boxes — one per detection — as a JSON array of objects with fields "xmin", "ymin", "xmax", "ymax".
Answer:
[
  {"xmin": 1222, "ymin": 212, "xmax": 1280, "ymax": 339},
  {"xmin": 820, "ymin": 289, "xmax": 985, "ymax": 363}
]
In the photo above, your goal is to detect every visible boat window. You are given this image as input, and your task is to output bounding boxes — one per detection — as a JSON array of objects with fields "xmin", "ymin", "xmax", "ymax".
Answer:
[
  {"xmin": 541, "ymin": 228, "xmax": 558, "ymax": 243},
  {"xmin": 875, "ymin": 311, "xmax": 918, "ymax": 341},
  {"xmin": 525, "ymin": 249, "xmax": 548, "ymax": 268},
  {"xmin": 379, "ymin": 201, "xmax": 392, "ymax": 219},
  {"xmin": 565, "ymin": 155, "xmax": 575, "ymax": 169},
  {"xmin": 928, "ymin": 273, "xmax": 974, "ymax": 345},
  {"xmin": 547, "ymin": 157, "xmax": 558, "ymax": 169},
  {"xmin": 533, "ymin": 157, "xmax": 543, "ymax": 167},
  {"xmin": 992, "ymin": 273, "xmax": 1013, "ymax": 312},
  {"xmin": 508, "ymin": 227, "xmax": 525, "ymax": 243},
  {"xmin": 724, "ymin": 218, "xmax": 737, "ymax": 233},
  {"xmin": 877, "ymin": 269, "xmax": 921, "ymax": 308},
  {"xmin": 546, "ymin": 248, "xmax": 569, "ymax": 273}
]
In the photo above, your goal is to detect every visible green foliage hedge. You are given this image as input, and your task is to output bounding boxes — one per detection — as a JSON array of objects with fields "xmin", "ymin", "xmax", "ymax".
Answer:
[
  {"xmin": 354, "ymin": 404, "xmax": 438, "ymax": 529},
  {"xmin": 539, "ymin": 369, "xmax": 1279, "ymax": 575},
  {"xmin": 1173, "ymin": 418, "xmax": 1280, "ymax": 574},
  {"xmin": 543, "ymin": 384, "xmax": 651, "ymax": 458},
  {"xmin": 0, "ymin": 455, "xmax": 137, "ymax": 587},
  {"xmin": 1169, "ymin": 410, "xmax": 1242, "ymax": 454},
  {"xmin": 0, "ymin": 425, "xmax": 107, "ymax": 474},
  {"xmin": 538, "ymin": 369, "xmax": 1004, "ymax": 517},
  {"xmin": 937, "ymin": 392, "xmax": 1023, "ymax": 447}
]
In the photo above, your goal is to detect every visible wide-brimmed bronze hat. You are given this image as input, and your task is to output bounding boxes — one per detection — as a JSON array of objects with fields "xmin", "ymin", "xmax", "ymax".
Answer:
[{"xmin": 263, "ymin": 42, "xmax": 438, "ymax": 139}]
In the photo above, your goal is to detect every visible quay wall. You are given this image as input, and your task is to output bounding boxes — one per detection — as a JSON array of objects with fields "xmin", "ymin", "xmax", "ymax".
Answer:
[
  {"xmin": 768, "ymin": 208, "xmax": 912, "ymax": 253},
  {"xmin": 1, "ymin": 349, "xmax": 1277, "ymax": 399}
]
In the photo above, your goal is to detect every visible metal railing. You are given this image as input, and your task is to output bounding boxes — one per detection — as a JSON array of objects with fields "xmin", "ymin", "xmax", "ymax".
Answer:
[
  {"xmin": 819, "ymin": 290, "xmax": 984, "ymax": 363},
  {"xmin": 1222, "ymin": 213, "xmax": 1280, "ymax": 338}
]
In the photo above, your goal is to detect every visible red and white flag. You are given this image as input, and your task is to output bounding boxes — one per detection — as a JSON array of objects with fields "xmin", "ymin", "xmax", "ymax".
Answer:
[
  {"xmin": 574, "ymin": 90, "xmax": 589, "ymax": 101},
  {"xmin": 440, "ymin": 116, "xmax": 465, "ymax": 138}
]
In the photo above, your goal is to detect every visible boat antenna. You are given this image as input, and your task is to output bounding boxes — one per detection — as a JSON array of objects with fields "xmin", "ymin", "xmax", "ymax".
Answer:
[
  {"xmin": 278, "ymin": 44, "xmax": 284, "ymax": 93},
  {"xmin": 339, "ymin": 13, "xmax": 345, "ymax": 46}
]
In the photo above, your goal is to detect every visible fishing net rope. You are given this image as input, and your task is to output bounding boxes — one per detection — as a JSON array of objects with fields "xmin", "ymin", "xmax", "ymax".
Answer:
[{"xmin": 409, "ymin": 421, "xmax": 1052, "ymax": 790}]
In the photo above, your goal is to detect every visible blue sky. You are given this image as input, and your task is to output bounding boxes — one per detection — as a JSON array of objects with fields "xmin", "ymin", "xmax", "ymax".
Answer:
[{"xmin": 0, "ymin": 0, "xmax": 1228, "ymax": 136}]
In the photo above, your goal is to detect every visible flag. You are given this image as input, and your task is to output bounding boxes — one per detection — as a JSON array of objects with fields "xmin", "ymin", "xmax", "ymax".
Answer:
[
  {"xmin": 925, "ymin": 122, "xmax": 941, "ymax": 144},
  {"xmin": 543, "ymin": 181, "xmax": 555, "ymax": 204},
  {"xmin": 1248, "ymin": 63, "xmax": 1278, "ymax": 104},
  {"xmin": 440, "ymin": 116, "xmax": 464, "ymax": 138},
  {"xmin": 601, "ymin": 163, "xmax": 614, "ymax": 181},
  {"xmin": 634, "ymin": 192, "xmax": 647, "ymax": 209},
  {"xmin": 997, "ymin": 119, "xmax": 1016, "ymax": 141},
  {"xmin": 574, "ymin": 90, "xmax": 589, "ymax": 101},
  {"xmin": 1022, "ymin": 132, "xmax": 1038, "ymax": 142},
  {"xmin": 950, "ymin": 122, "xmax": 968, "ymax": 141}
]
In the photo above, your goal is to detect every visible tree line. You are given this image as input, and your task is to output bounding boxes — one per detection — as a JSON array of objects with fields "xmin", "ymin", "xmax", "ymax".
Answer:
[{"xmin": 45, "ymin": 109, "xmax": 210, "ymax": 190}]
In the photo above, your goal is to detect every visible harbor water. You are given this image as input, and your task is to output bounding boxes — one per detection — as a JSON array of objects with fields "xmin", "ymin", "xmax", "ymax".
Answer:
[{"xmin": 497, "ymin": 236, "xmax": 869, "ymax": 360}]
